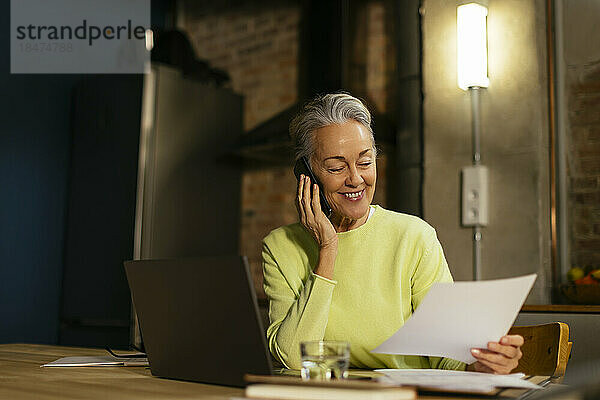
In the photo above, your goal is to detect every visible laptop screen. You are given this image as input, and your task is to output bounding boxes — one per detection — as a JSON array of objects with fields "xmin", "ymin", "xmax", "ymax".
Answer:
[{"xmin": 124, "ymin": 256, "xmax": 273, "ymax": 387}]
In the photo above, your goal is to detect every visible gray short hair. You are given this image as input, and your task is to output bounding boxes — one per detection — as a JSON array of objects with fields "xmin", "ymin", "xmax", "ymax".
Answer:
[{"xmin": 289, "ymin": 93, "xmax": 376, "ymax": 163}]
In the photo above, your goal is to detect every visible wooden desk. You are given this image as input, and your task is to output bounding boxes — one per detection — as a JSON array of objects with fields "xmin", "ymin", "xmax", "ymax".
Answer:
[
  {"xmin": 0, "ymin": 344, "xmax": 550, "ymax": 400},
  {"xmin": 0, "ymin": 344, "xmax": 243, "ymax": 399}
]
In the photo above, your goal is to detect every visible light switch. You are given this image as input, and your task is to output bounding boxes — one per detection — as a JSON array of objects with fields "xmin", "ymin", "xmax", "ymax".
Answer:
[{"xmin": 461, "ymin": 165, "xmax": 488, "ymax": 226}]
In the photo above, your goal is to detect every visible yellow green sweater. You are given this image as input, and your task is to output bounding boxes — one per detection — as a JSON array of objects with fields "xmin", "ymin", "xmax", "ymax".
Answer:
[{"xmin": 262, "ymin": 205, "xmax": 466, "ymax": 371}]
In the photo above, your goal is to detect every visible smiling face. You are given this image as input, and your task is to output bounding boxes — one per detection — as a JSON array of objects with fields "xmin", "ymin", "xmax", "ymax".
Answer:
[{"xmin": 311, "ymin": 120, "xmax": 377, "ymax": 229}]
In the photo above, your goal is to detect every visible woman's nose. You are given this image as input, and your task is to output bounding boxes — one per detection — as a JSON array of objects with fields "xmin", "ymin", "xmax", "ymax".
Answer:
[{"xmin": 345, "ymin": 166, "xmax": 364, "ymax": 187}]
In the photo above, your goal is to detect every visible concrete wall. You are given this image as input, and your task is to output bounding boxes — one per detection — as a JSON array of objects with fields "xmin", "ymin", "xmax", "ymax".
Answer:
[{"xmin": 422, "ymin": 0, "xmax": 551, "ymax": 303}]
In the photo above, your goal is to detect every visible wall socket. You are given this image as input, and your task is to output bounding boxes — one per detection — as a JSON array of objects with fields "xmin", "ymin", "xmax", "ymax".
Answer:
[{"xmin": 461, "ymin": 165, "xmax": 488, "ymax": 226}]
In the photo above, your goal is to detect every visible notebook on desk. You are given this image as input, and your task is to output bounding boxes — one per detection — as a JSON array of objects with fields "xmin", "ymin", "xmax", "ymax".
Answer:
[{"xmin": 124, "ymin": 256, "xmax": 273, "ymax": 387}]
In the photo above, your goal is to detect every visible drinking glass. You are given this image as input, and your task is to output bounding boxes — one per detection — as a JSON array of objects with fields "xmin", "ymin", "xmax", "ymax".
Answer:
[{"xmin": 300, "ymin": 340, "xmax": 350, "ymax": 380}]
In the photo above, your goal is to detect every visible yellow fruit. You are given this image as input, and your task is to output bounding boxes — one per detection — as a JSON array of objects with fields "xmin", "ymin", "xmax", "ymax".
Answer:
[
  {"xmin": 591, "ymin": 269, "xmax": 600, "ymax": 280},
  {"xmin": 567, "ymin": 267, "xmax": 585, "ymax": 282}
]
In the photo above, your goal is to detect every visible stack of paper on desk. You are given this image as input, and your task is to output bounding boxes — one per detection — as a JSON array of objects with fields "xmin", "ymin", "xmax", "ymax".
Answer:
[
  {"xmin": 376, "ymin": 369, "xmax": 542, "ymax": 393},
  {"xmin": 372, "ymin": 274, "xmax": 537, "ymax": 364},
  {"xmin": 41, "ymin": 355, "xmax": 148, "ymax": 367}
]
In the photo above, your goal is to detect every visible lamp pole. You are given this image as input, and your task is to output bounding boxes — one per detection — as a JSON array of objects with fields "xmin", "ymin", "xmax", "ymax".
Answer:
[
  {"xmin": 457, "ymin": 2, "xmax": 489, "ymax": 281},
  {"xmin": 470, "ymin": 86, "xmax": 482, "ymax": 280}
]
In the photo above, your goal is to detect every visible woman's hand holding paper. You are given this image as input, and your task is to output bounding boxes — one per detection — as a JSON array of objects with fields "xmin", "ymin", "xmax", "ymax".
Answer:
[{"xmin": 467, "ymin": 334, "xmax": 524, "ymax": 374}]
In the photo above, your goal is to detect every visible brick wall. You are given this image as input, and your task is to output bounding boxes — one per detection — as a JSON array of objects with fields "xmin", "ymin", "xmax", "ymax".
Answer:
[
  {"xmin": 365, "ymin": 2, "xmax": 388, "ymax": 113},
  {"xmin": 180, "ymin": 0, "xmax": 389, "ymax": 297},
  {"xmin": 568, "ymin": 64, "xmax": 600, "ymax": 269},
  {"xmin": 180, "ymin": 2, "xmax": 300, "ymax": 131}
]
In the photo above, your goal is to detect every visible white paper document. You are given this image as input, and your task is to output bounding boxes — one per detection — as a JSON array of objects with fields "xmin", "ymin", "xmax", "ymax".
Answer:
[
  {"xmin": 41, "ymin": 355, "xmax": 148, "ymax": 367},
  {"xmin": 372, "ymin": 274, "xmax": 537, "ymax": 364},
  {"xmin": 376, "ymin": 369, "xmax": 541, "ymax": 393}
]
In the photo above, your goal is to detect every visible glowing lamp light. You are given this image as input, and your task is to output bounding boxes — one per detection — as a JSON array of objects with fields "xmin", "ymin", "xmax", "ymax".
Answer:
[
  {"xmin": 145, "ymin": 29, "xmax": 154, "ymax": 51},
  {"xmin": 457, "ymin": 3, "xmax": 489, "ymax": 90}
]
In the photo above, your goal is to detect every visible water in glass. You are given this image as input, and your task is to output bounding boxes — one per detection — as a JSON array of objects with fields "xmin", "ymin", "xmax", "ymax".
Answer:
[{"xmin": 301, "ymin": 354, "xmax": 349, "ymax": 380}]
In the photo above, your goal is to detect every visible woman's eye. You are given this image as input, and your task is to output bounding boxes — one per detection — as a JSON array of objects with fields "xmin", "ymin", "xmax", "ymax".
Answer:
[{"xmin": 328, "ymin": 167, "xmax": 344, "ymax": 173}]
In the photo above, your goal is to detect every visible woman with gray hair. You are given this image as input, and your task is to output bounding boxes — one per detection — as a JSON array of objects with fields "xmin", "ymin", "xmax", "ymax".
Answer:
[{"xmin": 262, "ymin": 93, "xmax": 523, "ymax": 374}]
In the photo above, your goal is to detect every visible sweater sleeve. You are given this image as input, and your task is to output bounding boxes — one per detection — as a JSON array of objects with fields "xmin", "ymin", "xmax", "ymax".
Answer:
[
  {"xmin": 262, "ymin": 238, "xmax": 336, "ymax": 369},
  {"xmin": 411, "ymin": 227, "xmax": 467, "ymax": 371}
]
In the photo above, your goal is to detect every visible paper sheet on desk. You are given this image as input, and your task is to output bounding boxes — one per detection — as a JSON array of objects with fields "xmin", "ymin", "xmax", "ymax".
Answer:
[
  {"xmin": 372, "ymin": 274, "xmax": 536, "ymax": 364},
  {"xmin": 41, "ymin": 356, "xmax": 148, "ymax": 367},
  {"xmin": 376, "ymin": 369, "xmax": 541, "ymax": 393}
]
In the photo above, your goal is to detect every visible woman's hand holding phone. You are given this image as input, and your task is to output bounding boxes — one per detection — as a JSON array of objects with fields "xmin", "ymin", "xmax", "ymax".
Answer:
[
  {"xmin": 296, "ymin": 174, "xmax": 338, "ymax": 279},
  {"xmin": 297, "ymin": 174, "xmax": 337, "ymax": 249}
]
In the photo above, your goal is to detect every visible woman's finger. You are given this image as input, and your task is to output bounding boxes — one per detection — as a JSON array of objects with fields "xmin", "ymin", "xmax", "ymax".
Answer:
[
  {"xmin": 312, "ymin": 183, "xmax": 323, "ymax": 217},
  {"xmin": 487, "ymin": 341, "xmax": 520, "ymax": 360},
  {"xmin": 303, "ymin": 176, "xmax": 315, "ymax": 222},
  {"xmin": 471, "ymin": 348, "xmax": 509, "ymax": 366},
  {"xmin": 297, "ymin": 174, "xmax": 306, "ymax": 223},
  {"xmin": 472, "ymin": 349, "xmax": 517, "ymax": 374},
  {"xmin": 296, "ymin": 174, "xmax": 303, "ymax": 206},
  {"xmin": 500, "ymin": 335, "xmax": 524, "ymax": 347},
  {"xmin": 475, "ymin": 357, "xmax": 513, "ymax": 374}
]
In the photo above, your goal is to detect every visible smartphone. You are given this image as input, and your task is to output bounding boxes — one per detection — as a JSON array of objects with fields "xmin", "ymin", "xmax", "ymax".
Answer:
[{"xmin": 293, "ymin": 156, "xmax": 333, "ymax": 219}]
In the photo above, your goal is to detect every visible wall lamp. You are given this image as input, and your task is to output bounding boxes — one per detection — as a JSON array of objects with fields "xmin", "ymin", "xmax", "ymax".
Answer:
[
  {"xmin": 457, "ymin": 2, "xmax": 489, "ymax": 281},
  {"xmin": 457, "ymin": 3, "xmax": 489, "ymax": 90}
]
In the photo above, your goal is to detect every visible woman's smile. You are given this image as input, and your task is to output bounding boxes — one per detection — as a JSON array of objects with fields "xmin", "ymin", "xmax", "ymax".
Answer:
[{"xmin": 339, "ymin": 189, "xmax": 365, "ymax": 201}]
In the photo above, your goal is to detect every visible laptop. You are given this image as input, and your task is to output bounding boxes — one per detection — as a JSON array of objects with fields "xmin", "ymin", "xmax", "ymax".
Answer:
[{"xmin": 124, "ymin": 256, "xmax": 273, "ymax": 387}]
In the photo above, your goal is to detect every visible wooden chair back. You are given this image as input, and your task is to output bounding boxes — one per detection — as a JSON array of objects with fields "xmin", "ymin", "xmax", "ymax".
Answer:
[{"xmin": 508, "ymin": 322, "xmax": 572, "ymax": 379}]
